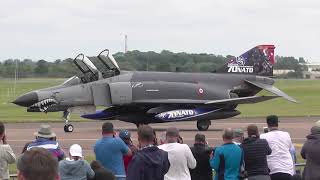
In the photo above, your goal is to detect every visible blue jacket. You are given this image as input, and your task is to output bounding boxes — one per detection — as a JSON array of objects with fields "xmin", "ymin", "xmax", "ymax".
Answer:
[{"xmin": 210, "ymin": 143, "xmax": 242, "ymax": 180}]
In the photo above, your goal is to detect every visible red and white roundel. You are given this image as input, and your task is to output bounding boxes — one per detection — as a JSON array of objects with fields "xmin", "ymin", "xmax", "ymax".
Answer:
[{"xmin": 198, "ymin": 88, "xmax": 204, "ymax": 94}]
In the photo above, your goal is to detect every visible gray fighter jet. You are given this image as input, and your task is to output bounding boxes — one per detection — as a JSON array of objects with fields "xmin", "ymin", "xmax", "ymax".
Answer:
[{"xmin": 13, "ymin": 45, "xmax": 297, "ymax": 132}]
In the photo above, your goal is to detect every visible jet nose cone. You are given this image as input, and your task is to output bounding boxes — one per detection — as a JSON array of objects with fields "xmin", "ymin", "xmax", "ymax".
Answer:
[{"xmin": 12, "ymin": 92, "xmax": 38, "ymax": 107}]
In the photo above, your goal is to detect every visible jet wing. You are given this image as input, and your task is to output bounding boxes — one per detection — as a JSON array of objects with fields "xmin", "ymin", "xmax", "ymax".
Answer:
[
  {"xmin": 204, "ymin": 95, "xmax": 279, "ymax": 105},
  {"xmin": 245, "ymin": 80, "xmax": 297, "ymax": 103},
  {"xmin": 133, "ymin": 96, "xmax": 279, "ymax": 105}
]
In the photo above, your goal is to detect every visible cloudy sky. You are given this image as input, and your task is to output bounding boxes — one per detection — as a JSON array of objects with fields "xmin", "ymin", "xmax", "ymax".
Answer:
[{"xmin": 1, "ymin": 0, "xmax": 319, "ymax": 62}]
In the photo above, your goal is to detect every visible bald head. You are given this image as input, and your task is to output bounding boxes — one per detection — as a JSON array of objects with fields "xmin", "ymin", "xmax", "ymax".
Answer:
[{"xmin": 223, "ymin": 128, "xmax": 234, "ymax": 141}]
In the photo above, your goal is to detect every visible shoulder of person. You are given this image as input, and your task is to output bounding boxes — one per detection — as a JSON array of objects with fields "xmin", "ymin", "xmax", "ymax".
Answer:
[
  {"xmin": 158, "ymin": 144, "xmax": 167, "ymax": 149},
  {"xmin": 0, "ymin": 144, "xmax": 12, "ymax": 150},
  {"xmin": 260, "ymin": 133, "xmax": 267, "ymax": 139}
]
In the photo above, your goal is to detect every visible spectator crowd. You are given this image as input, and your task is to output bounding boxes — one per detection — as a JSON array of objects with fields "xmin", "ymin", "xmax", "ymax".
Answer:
[{"xmin": 0, "ymin": 115, "xmax": 319, "ymax": 180}]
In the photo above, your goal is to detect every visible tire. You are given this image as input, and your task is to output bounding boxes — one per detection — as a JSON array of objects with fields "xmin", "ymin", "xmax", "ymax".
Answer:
[
  {"xmin": 197, "ymin": 120, "xmax": 210, "ymax": 131},
  {"xmin": 64, "ymin": 124, "xmax": 74, "ymax": 133}
]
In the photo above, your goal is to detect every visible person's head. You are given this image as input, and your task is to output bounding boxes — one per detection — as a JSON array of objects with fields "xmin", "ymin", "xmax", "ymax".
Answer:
[
  {"xmin": 138, "ymin": 125, "xmax": 155, "ymax": 146},
  {"xmin": 166, "ymin": 127, "xmax": 180, "ymax": 143},
  {"xmin": 102, "ymin": 122, "xmax": 114, "ymax": 136},
  {"xmin": 194, "ymin": 133, "xmax": 206, "ymax": 144},
  {"xmin": 266, "ymin": 115, "xmax": 279, "ymax": 128},
  {"xmin": 90, "ymin": 160, "xmax": 103, "ymax": 170},
  {"xmin": 69, "ymin": 144, "xmax": 83, "ymax": 160},
  {"xmin": 222, "ymin": 128, "xmax": 234, "ymax": 143},
  {"xmin": 233, "ymin": 128, "xmax": 244, "ymax": 143},
  {"xmin": 17, "ymin": 148, "xmax": 59, "ymax": 180},
  {"xmin": 90, "ymin": 160, "xmax": 116, "ymax": 180},
  {"xmin": 119, "ymin": 129, "xmax": 131, "ymax": 144},
  {"xmin": 247, "ymin": 124, "xmax": 259, "ymax": 137},
  {"xmin": 0, "ymin": 122, "xmax": 5, "ymax": 139},
  {"xmin": 311, "ymin": 120, "xmax": 320, "ymax": 134},
  {"xmin": 34, "ymin": 124, "xmax": 56, "ymax": 140}
]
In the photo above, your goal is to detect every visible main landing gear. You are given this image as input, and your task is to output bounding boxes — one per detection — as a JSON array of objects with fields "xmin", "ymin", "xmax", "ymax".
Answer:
[
  {"xmin": 63, "ymin": 111, "xmax": 74, "ymax": 133},
  {"xmin": 197, "ymin": 120, "xmax": 211, "ymax": 131}
]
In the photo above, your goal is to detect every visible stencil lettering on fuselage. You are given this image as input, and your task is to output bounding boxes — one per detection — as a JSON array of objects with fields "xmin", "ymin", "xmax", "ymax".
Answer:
[{"xmin": 227, "ymin": 65, "xmax": 254, "ymax": 73}]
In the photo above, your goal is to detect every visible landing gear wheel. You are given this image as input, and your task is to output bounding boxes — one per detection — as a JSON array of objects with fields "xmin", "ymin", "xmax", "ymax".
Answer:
[
  {"xmin": 64, "ymin": 124, "xmax": 74, "ymax": 133},
  {"xmin": 197, "ymin": 120, "xmax": 211, "ymax": 131},
  {"xmin": 62, "ymin": 110, "xmax": 74, "ymax": 133}
]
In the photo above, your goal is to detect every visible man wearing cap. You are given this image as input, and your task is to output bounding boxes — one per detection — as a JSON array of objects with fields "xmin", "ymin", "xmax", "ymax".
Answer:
[
  {"xmin": 260, "ymin": 115, "xmax": 294, "ymax": 180},
  {"xmin": 119, "ymin": 129, "xmax": 138, "ymax": 174},
  {"xmin": 158, "ymin": 127, "xmax": 196, "ymax": 180},
  {"xmin": 27, "ymin": 124, "xmax": 65, "ymax": 161},
  {"xmin": 94, "ymin": 122, "xmax": 132, "ymax": 178},
  {"xmin": 301, "ymin": 120, "xmax": 320, "ymax": 180},
  {"xmin": 59, "ymin": 144, "xmax": 95, "ymax": 180},
  {"xmin": 190, "ymin": 133, "xmax": 213, "ymax": 180}
]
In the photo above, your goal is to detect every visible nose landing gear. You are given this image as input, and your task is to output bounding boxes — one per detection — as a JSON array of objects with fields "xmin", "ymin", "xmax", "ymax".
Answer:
[{"xmin": 63, "ymin": 111, "xmax": 74, "ymax": 133}]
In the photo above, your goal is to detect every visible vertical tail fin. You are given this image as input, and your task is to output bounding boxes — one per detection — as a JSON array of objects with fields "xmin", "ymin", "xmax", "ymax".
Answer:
[{"xmin": 216, "ymin": 45, "xmax": 275, "ymax": 76}]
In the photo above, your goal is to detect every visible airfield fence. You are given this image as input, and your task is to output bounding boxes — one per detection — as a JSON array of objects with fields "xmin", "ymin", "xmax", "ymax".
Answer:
[{"xmin": 9, "ymin": 164, "xmax": 306, "ymax": 180}]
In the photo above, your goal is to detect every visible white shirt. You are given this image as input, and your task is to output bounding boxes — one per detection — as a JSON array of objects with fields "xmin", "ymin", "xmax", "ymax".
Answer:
[
  {"xmin": 158, "ymin": 143, "xmax": 196, "ymax": 180},
  {"xmin": 260, "ymin": 130, "xmax": 294, "ymax": 175},
  {"xmin": 0, "ymin": 144, "xmax": 16, "ymax": 179}
]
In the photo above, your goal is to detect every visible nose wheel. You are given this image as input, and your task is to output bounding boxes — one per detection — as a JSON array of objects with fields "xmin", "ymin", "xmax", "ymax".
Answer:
[
  {"xmin": 63, "ymin": 111, "xmax": 74, "ymax": 133},
  {"xmin": 64, "ymin": 124, "xmax": 74, "ymax": 133}
]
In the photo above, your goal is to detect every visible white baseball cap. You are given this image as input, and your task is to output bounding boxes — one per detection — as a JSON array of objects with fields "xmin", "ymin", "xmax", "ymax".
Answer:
[{"xmin": 69, "ymin": 144, "xmax": 83, "ymax": 157}]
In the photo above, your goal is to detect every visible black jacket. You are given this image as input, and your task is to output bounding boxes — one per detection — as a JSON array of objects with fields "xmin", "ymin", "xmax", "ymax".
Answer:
[
  {"xmin": 301, "ymin": 132, "xmax": 320, "ymax": 180},
  {"xmin": 127, "ymin": 146, "xmax": 170, "ymax": 180},
  {"xmin": 190, "ymin": 143, "xmax": 213, "ymax": 180},
  {"xmin": 241, "ymin": 137, "xmax": 271, "ymax": 177}
]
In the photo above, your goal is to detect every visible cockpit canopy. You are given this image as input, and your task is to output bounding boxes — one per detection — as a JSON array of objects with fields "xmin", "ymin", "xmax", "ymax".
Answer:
[
  {"xmin": 97, "ymin": 49, "xmax": 121, "ymax": 78},
  {"xmin": 72, "ymin": 49, "xmax": 121, "ymax": 84},
  {"xmin": 74, "ymin": 54, "xmax": 102, "ymax": 83}
]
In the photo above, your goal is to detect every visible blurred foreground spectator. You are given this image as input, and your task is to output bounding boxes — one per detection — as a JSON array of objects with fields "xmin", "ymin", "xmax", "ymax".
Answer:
[
  {"xmin": 158, "ymin": 127, "xmax": 196, "ymax": 180},
  {"xmin": 90, "ymin": 160, "xmax": 115, "ymax": 180},
  {"xmin": 260, "ymin": 115, "xmax": 294, "ymax": 180},
  {"xmin": 0, "ymin": 122, "xmax": 16, "ymax": 180},
  {"xmin": 241, "ymin": 124, "xmax": 271, "ymax": 180},
  {"xmin": 59, "ymin": 144, "xmax": 95, "ymax": 180},
  {"xmin": 301, "ymin": 120, "xmax": 320, "ymax": 180},
  {"xmin": 210, "ymin": 128, "xmax": 242, "ymax": 180},
  {"xmin": 127, "ymin": 125, "xmax": 170, "ymax": 180},
  {"xmin": 94, "ymin": 122, "xmax": 131, "ymax": 177},
  {"xmin": 190, "ymin": 133, "xmax": 213, "ymax": 180},
  {"xmin": 27, "ymin": 124, "xmax": 65, "ymax": 161},
  {"xmin": 119, "ymin": 129, "xmax": 138, "ymax": 173},
  {"xmin": 17, "ymin": 147, "xmax": 59, "ymax": 180},
  {"xmin": 233, "ymin": 128, "xmax": 244, "ymax": 145}
]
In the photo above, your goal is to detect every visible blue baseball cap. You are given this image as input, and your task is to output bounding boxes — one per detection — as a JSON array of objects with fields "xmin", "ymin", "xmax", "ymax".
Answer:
[{"xmin": 119, "ymin": 129, "xmax": 131, "ymax": 140}]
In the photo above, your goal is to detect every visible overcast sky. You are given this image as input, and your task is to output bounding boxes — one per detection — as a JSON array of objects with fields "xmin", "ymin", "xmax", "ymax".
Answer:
[{"xmin": 1, "ymin": 0, "xmax": 319, "ymax": 62}]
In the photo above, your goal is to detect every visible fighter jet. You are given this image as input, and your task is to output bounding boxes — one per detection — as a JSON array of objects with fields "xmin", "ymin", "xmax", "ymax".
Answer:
[{"xmin": 13, "ymin": 45, "xmax": 297, "ymax": 132}]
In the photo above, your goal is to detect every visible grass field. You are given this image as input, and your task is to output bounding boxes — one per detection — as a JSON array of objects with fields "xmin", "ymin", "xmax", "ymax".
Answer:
[{"xmin": 0, "ymin": 78, "xmax": 320, "ymax": 122}]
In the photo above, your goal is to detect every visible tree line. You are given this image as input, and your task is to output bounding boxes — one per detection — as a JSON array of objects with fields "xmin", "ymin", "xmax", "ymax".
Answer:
[{"xmin": 0, "ymin": 50, "xmax": 307, "ymax": 78}]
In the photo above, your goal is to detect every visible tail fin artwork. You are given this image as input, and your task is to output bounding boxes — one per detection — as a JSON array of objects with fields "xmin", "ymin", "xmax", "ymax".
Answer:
[{"xmin": 216, "ymin": 45, "xmax": 275, "ymax": 76}]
